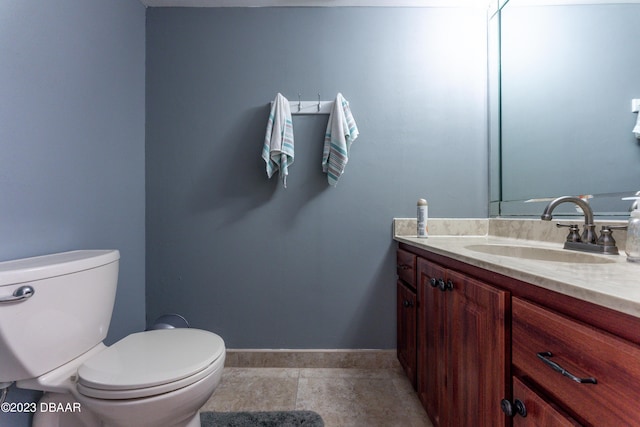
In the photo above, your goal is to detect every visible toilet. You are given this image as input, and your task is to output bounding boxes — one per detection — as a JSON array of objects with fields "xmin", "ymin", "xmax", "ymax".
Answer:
[{"xmin": 0, "ymin": 250, "xmax": 225, "ymax": 427}]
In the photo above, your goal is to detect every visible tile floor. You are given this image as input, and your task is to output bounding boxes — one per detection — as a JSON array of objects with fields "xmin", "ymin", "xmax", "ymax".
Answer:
[{"xmin": 199, "ymin": 364, "xmax": 432, "ymax": 426}]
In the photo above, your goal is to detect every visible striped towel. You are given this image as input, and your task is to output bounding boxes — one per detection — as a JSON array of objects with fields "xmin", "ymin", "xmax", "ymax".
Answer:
[
  {"xmin": 262, "ymin": 93, "xmax": 294, "ymax": 187},
  {"xmin": 322, "ymin": 93, "xmax": 359, "ymax": 186}
]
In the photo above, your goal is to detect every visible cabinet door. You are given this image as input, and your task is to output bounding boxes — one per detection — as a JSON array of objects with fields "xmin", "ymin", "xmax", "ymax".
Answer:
[
  {"xmin": 448, "ymin": 269, "xmax": 509, "ymax": 427},
  {"xmin": 417, "ymin": 259, "xmax": 509, "ymax": 427},
  {"xmin": 397, "ymin": 280, "xmax": 417, "ymax": 389},
  {"xmin": 512, "ymin": 377, "xmax": 582, "ymax": 427},
  {"xmin": 418, "ymin": 258, "xmax": 448, "ymax": 426}
]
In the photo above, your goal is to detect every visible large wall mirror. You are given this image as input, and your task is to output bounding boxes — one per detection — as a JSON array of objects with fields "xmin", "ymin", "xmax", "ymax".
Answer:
[{"xmin": 490, "ymin": 0, "xmax": 640, "ymax": 217}]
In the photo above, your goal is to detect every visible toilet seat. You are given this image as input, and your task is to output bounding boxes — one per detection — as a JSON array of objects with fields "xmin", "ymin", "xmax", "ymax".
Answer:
[{"xmin": 76, "ymin": 329, "xmax": 224, "ymax": 400}]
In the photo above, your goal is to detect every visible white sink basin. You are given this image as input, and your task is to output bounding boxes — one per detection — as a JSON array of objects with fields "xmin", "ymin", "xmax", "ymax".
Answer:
[{"xmin": 465, "ymin": 244, "xmax": 616, "ymax": 264}]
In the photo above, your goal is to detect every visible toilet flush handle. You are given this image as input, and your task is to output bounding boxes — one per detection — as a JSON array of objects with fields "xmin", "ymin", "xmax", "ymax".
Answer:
[{"xmin": 0, "ymin": 286, "xmax": 35, "ymax": 304}]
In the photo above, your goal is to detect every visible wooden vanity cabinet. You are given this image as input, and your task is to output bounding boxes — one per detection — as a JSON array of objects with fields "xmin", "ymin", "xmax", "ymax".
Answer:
[
  {"xmin": 396, "ymin": 249, "xmax": 417, "ymax": 388},
  {"xmin": 417, "ymin": 257, "xmax": 509, "ymax": 427},
  {"xmin": 397, "ymin": 242, "xmax": 640, "ymax": 427}
]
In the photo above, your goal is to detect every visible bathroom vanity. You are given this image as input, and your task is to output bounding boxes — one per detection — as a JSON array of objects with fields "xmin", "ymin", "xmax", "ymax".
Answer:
[{"xmin": 394, "ymin": 219, "xmax": 640, "ymax": 426}]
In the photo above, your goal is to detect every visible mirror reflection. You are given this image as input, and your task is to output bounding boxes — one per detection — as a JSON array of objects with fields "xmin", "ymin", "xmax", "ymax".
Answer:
[{"xmin": 495, "ymin": 0, "xmax": 640, "ymax": 217}]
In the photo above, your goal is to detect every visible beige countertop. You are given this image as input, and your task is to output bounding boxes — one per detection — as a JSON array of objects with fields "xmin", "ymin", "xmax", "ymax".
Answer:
[{"xmin": 393, "ymin": 218, "xmax": 640, "ymax": 319}]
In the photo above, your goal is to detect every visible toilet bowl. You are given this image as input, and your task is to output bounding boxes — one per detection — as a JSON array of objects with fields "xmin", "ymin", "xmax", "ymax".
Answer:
[{"xmin": 0, "ymin": 250, "xmax": 226, "ymax": 427}]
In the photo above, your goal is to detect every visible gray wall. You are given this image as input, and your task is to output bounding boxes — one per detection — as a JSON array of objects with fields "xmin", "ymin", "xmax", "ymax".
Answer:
[
  {"xmin": 146, "ymin": 7, "xmax": 488, "ymax": 348},
  {"xmin": 0, "ymin": 1, "xmax": 145, "ymax": 425}
]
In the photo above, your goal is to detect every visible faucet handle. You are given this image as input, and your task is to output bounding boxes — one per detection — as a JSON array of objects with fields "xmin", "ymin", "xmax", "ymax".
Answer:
[
  {"xmin": 556, "ymin": 223, "xmax": 582, "ymax": 243},
  {"xmin": 593, "ymin": 226, "xmax": 623, "ymax": 254},
  {"xmin": 597, "ymin": 225, "xmax": 626, "ymax": 246},
  {"xmin": 603, "ymin": 224, "xmax": 628, "ymax": 231},
  {"xmin": 597, "ymin": 225, "xmax": 623, "ymax": 248},
  {"xmin": 597, "ymin": 227, "xmax": 615, "ymax": 247}
]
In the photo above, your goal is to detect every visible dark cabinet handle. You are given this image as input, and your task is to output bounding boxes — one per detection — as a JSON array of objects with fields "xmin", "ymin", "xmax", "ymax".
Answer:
[
  {"xmin": 500, "ymin": 398, "xmax": 527, "ymax": 418},
  {"xmin": 398, "ymin": 264, "xmax": 412, "ymax": 270},
  {"xmin": 439, "ymin": 279, "xmax": 453, "ymax": 292},
  {"xmin": 402, "ymin": 300, "xmax": 414, "ymax": 308},
  {"xmin": 428, "ymin": 277, "xmax": 453, "ymax": 292},
  {"xmin": 536, "ymin": 352, "xmax": 597, "ymax": 384}
]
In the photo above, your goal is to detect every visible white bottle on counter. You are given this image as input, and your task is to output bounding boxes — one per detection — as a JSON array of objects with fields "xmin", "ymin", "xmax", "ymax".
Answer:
[
  {"xmin": 417, "ymin": 198, "xmax": 428, "ymax": 238},
  {"xmin": 626, "ymin": 202, "xmax": 640, "ymax": 263}
]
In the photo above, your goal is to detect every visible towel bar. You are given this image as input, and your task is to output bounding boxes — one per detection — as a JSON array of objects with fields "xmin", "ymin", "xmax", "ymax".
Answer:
[{"xmin": 269, "ymin": 100, "xmax": 334, "ymax": 115}]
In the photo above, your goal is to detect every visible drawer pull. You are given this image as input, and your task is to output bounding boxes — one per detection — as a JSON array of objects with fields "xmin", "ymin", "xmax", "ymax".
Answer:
[
  {"xmin": 398, "ymin": 264, "xmax": 412, "ymax": 270},
  {"xmin": 500, "ymin": 398, "xmax": 527, "ymax": 418},
  {"xmin": 536, "ymin": 351, "xmax": 597, "ymax": 384}
]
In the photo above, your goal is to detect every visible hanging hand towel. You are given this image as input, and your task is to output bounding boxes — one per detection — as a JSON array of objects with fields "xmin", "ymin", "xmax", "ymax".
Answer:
[
  {"xmin": 633, "ymin": 113, "xmax": 640, "ymax": 139},
  {"xmin": 262, "ymin": 93, "xmax": 294, "ymax": 187},
  {"xmin": 322, "ymin": 93, "xmax": 359, "ymax": 186}
]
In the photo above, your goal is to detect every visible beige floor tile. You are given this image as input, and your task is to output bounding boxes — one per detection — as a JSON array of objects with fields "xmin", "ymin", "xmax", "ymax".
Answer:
[
  {"xmin": 295, "ymin": 374, "xmax": 431, "ymax": 427},
  {"xmin": 200, "ymin": 366, "xmax": 432, "ymax": 427},
  {"xmin": 200, "ymin": 368, "xmax": 299, "ymax": 412},
  {"xmin": 391, "ymin": 377, "xmax": 433, "ymax": 427}
]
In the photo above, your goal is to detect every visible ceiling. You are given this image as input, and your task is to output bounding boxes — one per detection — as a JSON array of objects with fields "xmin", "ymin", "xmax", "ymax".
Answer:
[
  {"xmin": 140, "ymin": 0, "xmax": 640, "ymax": 7},
  {"xmin": 139, "ymin": 0, "xmax": 488, "ymax": 7}
]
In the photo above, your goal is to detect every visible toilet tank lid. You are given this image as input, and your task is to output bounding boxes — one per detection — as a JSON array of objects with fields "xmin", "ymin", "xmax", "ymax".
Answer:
[{"xmin": 0, "ymin": 250, "xmax": 120, "ymax": 287}]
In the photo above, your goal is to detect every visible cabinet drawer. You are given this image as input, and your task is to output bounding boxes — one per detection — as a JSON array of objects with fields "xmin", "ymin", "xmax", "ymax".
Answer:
[
  {"xmin": 511, "ymin": 377, "xmax": 581, "ymax": 426},
  {"xmin": 512, "ymin": 297, "xmax": 640, "ymax": 426},
  {"xmin": 396, "ymin": 249, "xmax": 416, "ymax": 287}
]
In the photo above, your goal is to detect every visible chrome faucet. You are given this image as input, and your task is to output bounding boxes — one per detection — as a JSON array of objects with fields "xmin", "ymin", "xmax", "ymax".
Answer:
[{"xmin": 541, "ymin": 196, "xmax": 620, "ymax": 254}]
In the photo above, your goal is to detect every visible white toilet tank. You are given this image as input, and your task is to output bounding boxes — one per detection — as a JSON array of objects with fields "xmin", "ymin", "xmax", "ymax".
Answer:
[{"xmin": 0, "ymin": 250, "xmax": 120, "ymax": 383}]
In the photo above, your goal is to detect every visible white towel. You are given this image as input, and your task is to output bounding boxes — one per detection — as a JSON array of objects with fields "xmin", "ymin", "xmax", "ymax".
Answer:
[
  {"xmin": 634, "ymin": 113, "xmax": 640, "ymax": 139},
  {"xmin": 322, "ymin": 93, "xmax": 359, "ymax": 186},
  {"xmin": 262, "ymin": 93, "xmax": 294, "ymax": 187}
]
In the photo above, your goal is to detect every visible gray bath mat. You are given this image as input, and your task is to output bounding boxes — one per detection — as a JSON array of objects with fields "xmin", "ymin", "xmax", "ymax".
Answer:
[{"xmin": 200, "ymin": 410, "xmax": 324, "ymax": 427}]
